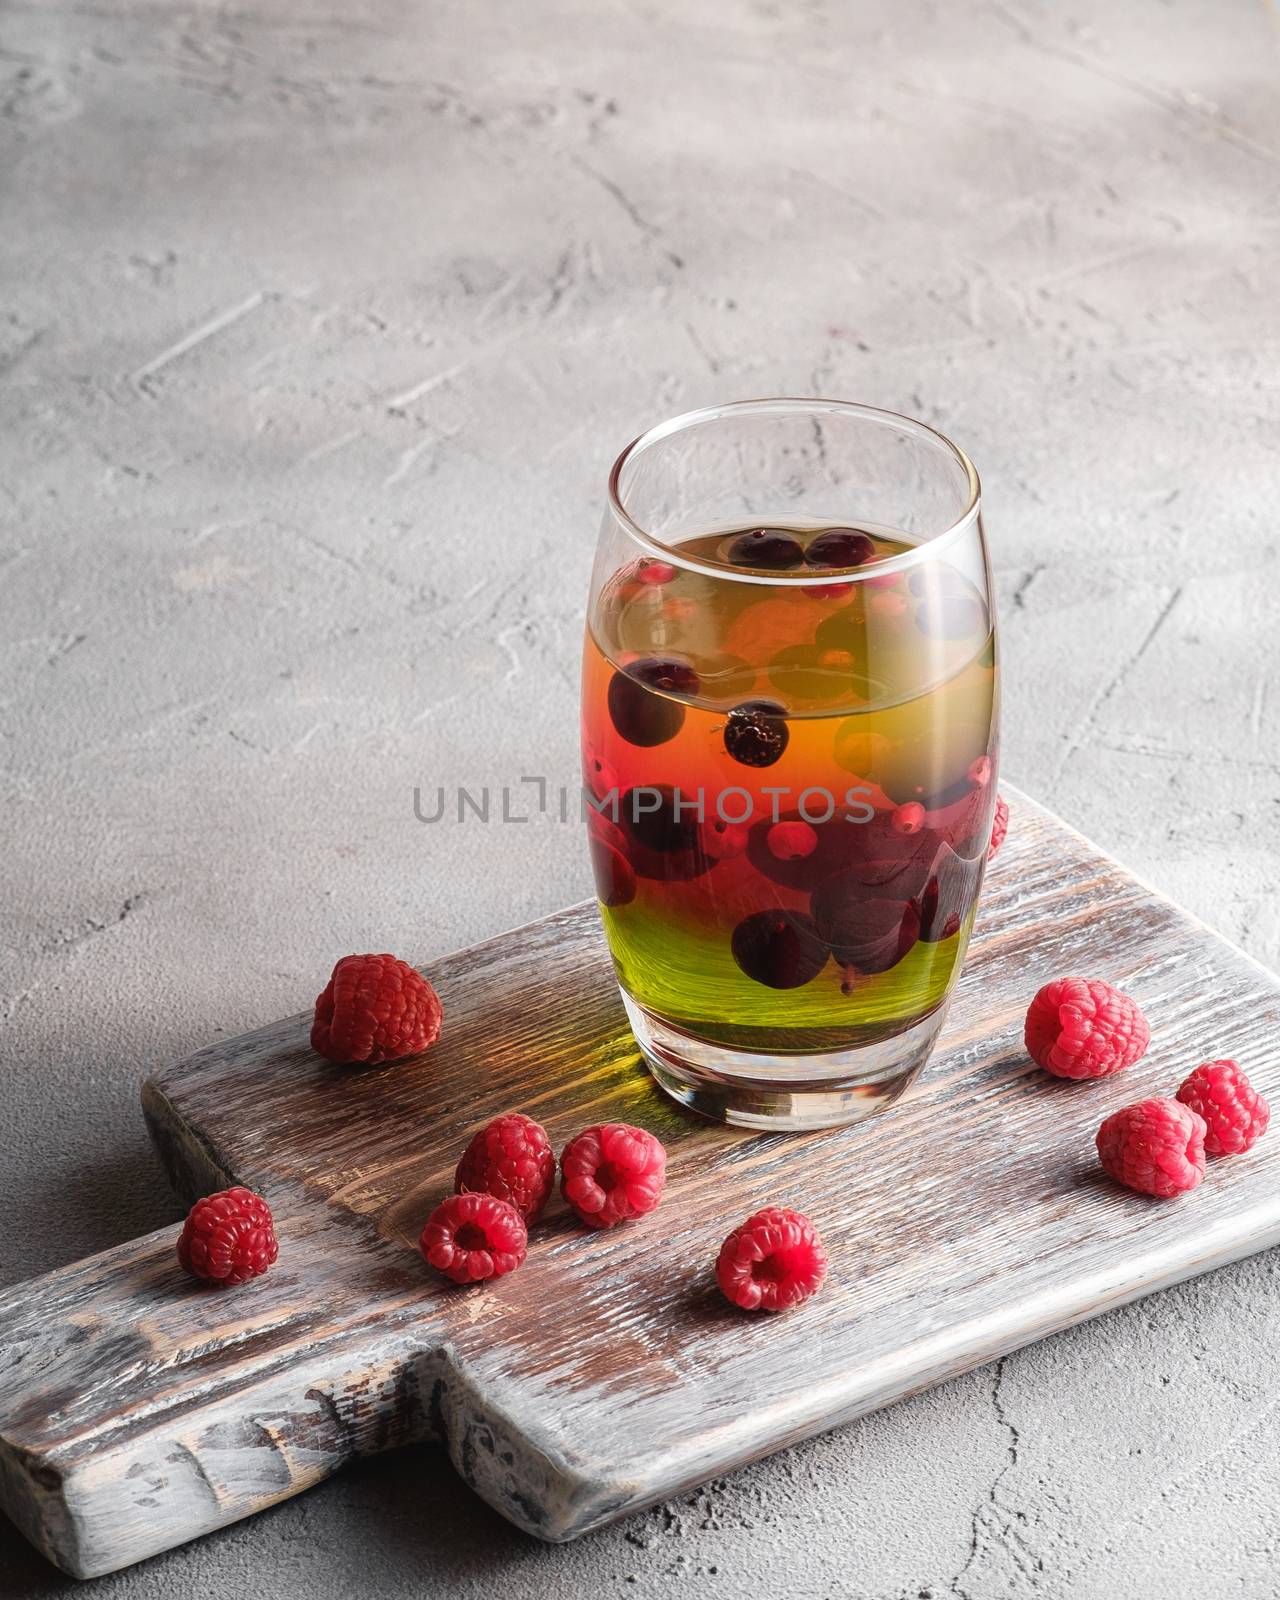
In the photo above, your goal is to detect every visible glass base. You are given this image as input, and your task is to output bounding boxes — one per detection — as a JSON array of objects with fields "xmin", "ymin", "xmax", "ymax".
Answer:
[{"xmin": 621, "ymin": 992, "xmax": 949, "ymax": 1130}]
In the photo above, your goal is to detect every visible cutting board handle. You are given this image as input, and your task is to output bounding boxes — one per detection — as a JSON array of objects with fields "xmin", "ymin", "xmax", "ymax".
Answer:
[{"xmin": 0, "ymin": 1225, "xmax": 429, "ymax": 1578}]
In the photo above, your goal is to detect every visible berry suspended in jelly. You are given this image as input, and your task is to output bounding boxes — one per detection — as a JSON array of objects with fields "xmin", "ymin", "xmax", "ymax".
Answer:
[
  {"xmin": 589, "ymin": 836, "xmax": 637, "ymax": 908},
  {"xmin": 725, "ymin": 529, "xmax": 805, "ymax": 569},
  {"xmin": 619, "ymin": 785, "xmax": 715, "ymax": 881},
  {"xmin": 811, "ymin": 875, "xmax": 921, "ymax": 975},
  {"xmin": 805, "ymin": 527, "xmax": 876, "ymax": 569},
  {"xmin": 731, "ymin": 910, "xmax": 829, "ymax": 990},
  {"xmin": 607, "ymin": 657, "xmax": 700, "ymax": 747},
  {"xmin": 723, "ymin": 700, "xmax": 789, "ymax": 768}
]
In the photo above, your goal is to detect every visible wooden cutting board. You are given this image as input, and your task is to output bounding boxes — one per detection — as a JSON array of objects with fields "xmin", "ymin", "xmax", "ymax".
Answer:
[{"xmin": 3, "ymin": 786, "xmax": 1280, "ymax": 1580}]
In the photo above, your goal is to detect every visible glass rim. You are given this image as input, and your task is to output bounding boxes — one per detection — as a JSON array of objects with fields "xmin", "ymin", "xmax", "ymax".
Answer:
[{"xmin": 606, "ymin": 397, "xmax": 982, "ymax": 586}]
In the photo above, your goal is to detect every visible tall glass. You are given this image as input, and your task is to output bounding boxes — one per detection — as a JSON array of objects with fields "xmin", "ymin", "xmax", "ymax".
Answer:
[{"xmin": 581, "ymin": 400, "xmax": 998, "ymax": 1129}]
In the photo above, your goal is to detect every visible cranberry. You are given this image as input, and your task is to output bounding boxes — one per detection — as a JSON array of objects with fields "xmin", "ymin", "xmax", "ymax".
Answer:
[
  {"xmin": 723, "ymin": 700, "xmax": 789, "ymax": 768},
  {"xmin": 731, "ymin": 910, "xmax": 828, "ymax": 990},
  {"xmin": 726, "ymin": 529, "xmax": 805, "ymax": 570},
  {"xmin": 607, "ymin": 657, "xmax": 700, "ymax": 747},
  {"xmin": 805, "ymin": 527, "xmax": 876, "ymax": 569}
]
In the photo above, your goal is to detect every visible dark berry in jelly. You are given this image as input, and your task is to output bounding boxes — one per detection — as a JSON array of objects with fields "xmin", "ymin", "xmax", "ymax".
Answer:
[
  {"xmin": 725, "ymin": 529, "xmax": 805, "ymax": 570},
  {"xmin": 723, "ymin": 700, "xmax": 789, "ymax": 768},
  {"xmin": 619, "ymin": 785, "xmax": 714, "ymax": 881},
  {"xmin": 878, "ymin": 726, "xmax": 990, "ymax": 811},
  {"xmin": 731, "ymin": 910, "xmax": 829, "ymax": 990},
  {"xmin": 811, "ymin": 876, "xmax": 920, "ymax": 975},
  {"xmin": 805, "ymin": 528, "xmax": 876, "ymax": 569},
  {"xmin": 588, "ymin": 836, "xmax": 637, "ymax": 908},
  {"xmin": 607, "ymin": 657, "xmax": 700, "ymax": 747}
]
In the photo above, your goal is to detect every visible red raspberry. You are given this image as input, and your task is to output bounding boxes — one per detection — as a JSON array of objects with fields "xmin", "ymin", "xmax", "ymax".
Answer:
[
  {"xmin": 455, "ymin": 1112, "xmax": 557, "ymax": 1220},
  {"xmin": 420, "ymin": 1192, "xmax": 527, "ymax": 1284},
  {"xmin": 717, "ymin": 1207, "xmax": 828, "ymax": 1312},
  {"xmin": 1096, "ymin": 1098, "xmax": 1207, "ymax": 1197},
  {"xmin": 988, "ymin": 792, "xmax": 1009, "ymax": 860},
  {"xmin": 560, "ymin": 1123, "xmax": 666, "ymax": 1229},
  {"xmin": 767, "ymin": 820, "xmax": 817, "ymax": 860},
  {"xmin": 1025, "ymin": 977, "xmax": 1150, "ymax": 1080},
  {"xmin": 177, "ymin": 1187, "xmax": 278, "ymax": 1285},
  {"xmin": 311, "ymin": 952, "xmax": 442, "ymax": 1065},
  {"xmin": 636, "ymin": 558, "xmax": 676, "ymax": 585},
  {"xmin": 892, "ymin": 801, "xmax": 926, "ymax": 836},
  {"xmin": 1176, "ymin": 1061, "xmax": 1270, "ymax": 1156}
]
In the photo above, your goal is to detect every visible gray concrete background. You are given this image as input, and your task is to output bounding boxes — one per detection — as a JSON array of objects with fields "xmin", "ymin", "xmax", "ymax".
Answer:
[{"xmin": 2, "ymin": 0, "xmax": 1278, "ymax": 1594}]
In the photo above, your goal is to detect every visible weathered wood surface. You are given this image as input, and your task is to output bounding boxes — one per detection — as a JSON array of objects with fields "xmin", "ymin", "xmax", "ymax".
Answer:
[{"xmin": 3, "ymin": 785, "xmax": 1280, "ymax": 1579}]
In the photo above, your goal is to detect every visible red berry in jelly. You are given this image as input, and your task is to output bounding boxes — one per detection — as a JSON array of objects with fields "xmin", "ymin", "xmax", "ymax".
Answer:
[
  {"xmin": 635, "ymin": 559, "xmax": 676, "ymax": 585},
  {"xmin": 767, "ymin": 820, "xmax": 818, "ymax": 860}
]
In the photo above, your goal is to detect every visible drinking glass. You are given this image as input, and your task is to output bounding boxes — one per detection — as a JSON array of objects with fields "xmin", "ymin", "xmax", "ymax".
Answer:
[{"xmin": 581, "ymin": 399, "xmax": 998, "ymax": 1129}]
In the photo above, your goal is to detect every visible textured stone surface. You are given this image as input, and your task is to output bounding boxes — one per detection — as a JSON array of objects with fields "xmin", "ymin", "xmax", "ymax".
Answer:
[{"xmin": 1, "ymin": 0, "xmax": 1277, "ymax": 1594}]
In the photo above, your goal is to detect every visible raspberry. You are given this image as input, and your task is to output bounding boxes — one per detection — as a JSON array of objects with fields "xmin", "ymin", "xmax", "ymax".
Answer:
[
  {"xmin": 635, "ymin": 558, "xmax": 676, "ymax": 585},
  {"xmin": 311, "ymin": 952, "xmax": 442, "ymax": 1065},
  {"xmin": 717, "ymin": 1207, "xmax": 828, "ymax": 1312},
  {"xmin": 1025, "ymin": 977, "xmax": 1150, "ymax": 1080},
  {"xmin": 1096, "ymin": 1098, "xmax": 1207, "ymax": 1197},
  {"xmin": 767, "ymin": 820, "xmax": 817, "ymax": 860},
  {"xmin": 988, "ymin": 793, "xmax": 1009, "ymax": 860},
  {"xmin": 560, "ymin": 1123, "xmax": 666, "ymax": 1229},
  {"xmin": 1176, "ymin": 1061, "xmax": 1270, "ymax": 1156},
  {"xmin": 177, "ymin": 1187, "xmax": 278, "ymax": 1285},
  {"xmin": 455, "ymin": 1112, "xmax": 557, "ymax": 1220},
  {"xmin": 892, "ymin": 802, "xmax": 926, "ymax": 836},
  {"xmin": 420, "ymin": 1192, "xmax": 527, "ymax": 1284}
]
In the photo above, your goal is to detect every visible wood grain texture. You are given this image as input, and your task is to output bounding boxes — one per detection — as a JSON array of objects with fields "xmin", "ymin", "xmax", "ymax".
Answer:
[{"xmin": 3, "ymin": 785, "xmax": 1280, "ymax": 1579}]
